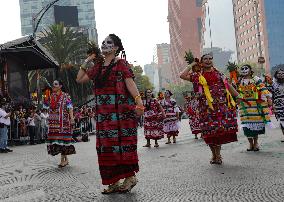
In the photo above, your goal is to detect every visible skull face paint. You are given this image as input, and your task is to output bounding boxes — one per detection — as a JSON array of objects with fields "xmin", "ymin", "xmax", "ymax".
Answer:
[
  {"xmin": 276, "ymin": 70, "xmax": 284, "ymax": 79},
  {"xmin": 165, "ymin": 90, "xmax": 172, "ymax": 97},
  {"xmin": 240, "ymin": 65, "xmax": 251, "ymax": 76},
  {"xmin": 101, "ymin": 36, "xmax": 115, "ymax": 54}
]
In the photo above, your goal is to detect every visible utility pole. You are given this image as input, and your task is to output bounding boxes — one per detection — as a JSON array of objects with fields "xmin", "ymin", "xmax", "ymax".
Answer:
[
  {"xmin": 254, "ymin": 0, "xmax": 265, "ymax": 75},
  {"xmin": 32, "ymin": 0, "xmax": 60, "ymax": 37}
]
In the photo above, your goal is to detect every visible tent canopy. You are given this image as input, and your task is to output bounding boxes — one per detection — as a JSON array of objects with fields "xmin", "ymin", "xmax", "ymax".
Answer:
[{"xmin": 0, "ymin": 35, "xmax": 59, "ymax": 70}]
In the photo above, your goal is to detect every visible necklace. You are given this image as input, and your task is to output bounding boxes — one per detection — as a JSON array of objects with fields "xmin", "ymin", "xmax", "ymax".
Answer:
[{"xmin": 50, "ymin": 91, "xmax": 62, "ymax": 109}]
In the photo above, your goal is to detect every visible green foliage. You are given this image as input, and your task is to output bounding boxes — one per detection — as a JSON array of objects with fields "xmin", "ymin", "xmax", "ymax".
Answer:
[
  {"xmin": 132, "ymin": 65, "xmax": 153, "ymax": 92},
  {"xmin": 226, "ymin": 61, "xmax": 238, "ymax": 72},
  {"xmin": 184, "ymin": 49, "xmax": 195, "ymax": 65},
  {"xmin": 34, "ymin": 23, "xmax": 93, "ymax": 105},
  {"xmin": 40, "ymin": 23, "xmax": 88, "ymax": 65},
  {"xmin": 168, "ymin": 82, "xmax": 193, "ymax": 106}
]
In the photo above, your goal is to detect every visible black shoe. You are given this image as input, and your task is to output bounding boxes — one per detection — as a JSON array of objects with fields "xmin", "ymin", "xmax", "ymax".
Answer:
[
  {"xmin": 5, "ymin": 148, "xmax": 13, "ymax": 152},
  {"xmin": 0, "ymin": 149, "xmax": 8, "ymax": 153}
]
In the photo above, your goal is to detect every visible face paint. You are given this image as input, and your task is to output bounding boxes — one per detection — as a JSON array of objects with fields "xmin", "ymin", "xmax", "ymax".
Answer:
[
  {"xmin": 240, "ymin": 65, "xmax": 251, "ymax": 76},
  {"xmin": 277, "ymin": 70, "xmax": 284, "ymax": 79},
  {"xmin": 53, "ymin": 80, "xmax": 60, "ymax": 88},
  {"xmin": 101, "ymin": 36, "xmax": 115, "ymax": 54}
]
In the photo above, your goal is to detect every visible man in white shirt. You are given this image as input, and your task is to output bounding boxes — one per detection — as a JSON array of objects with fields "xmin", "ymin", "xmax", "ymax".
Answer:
[
  {"xmin": 27, "ymin": 112, "xmax": 36, "ymax": 145},
  {"xmin": 40, "ymin": 109, "xmax": 49, "ymax": 141},
  {"xmin": 0, "ymin": 101, "xmax": 12, "ymax": 153}
]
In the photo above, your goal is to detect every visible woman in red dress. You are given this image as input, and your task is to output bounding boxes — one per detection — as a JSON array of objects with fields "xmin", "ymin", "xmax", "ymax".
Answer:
[
  {"xmin": 143, "ymin": 89, "xmax": 165, "ymax": 148},
  {"xmin": 76, "ymin": 34, "xmax": 144, "ymax": 194},
  {"xmin": 180, "ymin": 54, "xmax": 241, "ymax": 164},
  {"xmin": 160, "ymin": 90, "xmax": 180, "ymax": 144},
  {"xmin": 44, "ymin": 80, "xmax": 76, "ymax": 167}
]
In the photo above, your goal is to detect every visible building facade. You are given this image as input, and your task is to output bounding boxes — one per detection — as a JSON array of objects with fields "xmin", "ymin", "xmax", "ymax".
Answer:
[
  {"xmin": 233, "ymin": 0, "xmax": 284, "ymax": 73},
  {"xmin": 19, "ymin": 0, "xmax": 98, "ymax": 42},
  {"xmin": 144, "ymin": 62, "xmax": 158, "ymax": 92},
  {"xmin": 154, "ymin": 43, "xmax": 172, "ymax": 90},
  {"xmin": 168, "ymin": 0, "xmax": 203, "ymax": 83}
]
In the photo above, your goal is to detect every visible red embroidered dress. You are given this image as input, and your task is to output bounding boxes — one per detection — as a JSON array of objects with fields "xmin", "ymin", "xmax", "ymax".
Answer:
[
  {"xmin": 187, "ymin": 72, "xmax": 202, "ymax": 135},
  {"xmin": 45, "ymin": 92, "xmax": 76, "ymax": 156},
  {"xmin": 187, "ymin": 97, "xmax": 201, "ymax": 135},
  {"xmin": 143, "ymin": 98, "xmax": 164, "ymax": 140},
  {"xmin": 198, "ymin": 69, "xmax": 238, "ymax": 145},
  {"xmin": 161, "ymin": 98, "xmax": 180, "ymax": 138},
  {"xmin": 86, "ymin": 59, "xmax": 139, "ymax": 185}
]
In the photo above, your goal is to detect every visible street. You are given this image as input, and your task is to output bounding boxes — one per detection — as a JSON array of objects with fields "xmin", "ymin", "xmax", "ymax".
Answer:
[{"xmin": 0, "ymin": 117, "xmax": 284, "ymax": 202}]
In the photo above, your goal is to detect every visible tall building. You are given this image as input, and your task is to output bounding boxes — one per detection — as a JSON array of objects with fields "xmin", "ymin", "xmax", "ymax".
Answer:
[
  {"xmin": 233, "ymin": 0, "xmax": 284, "ymax": 73},
  {"xmin": 144, "ymin": 62, "xmax": 159, "ymax": 92},
  {"xmin": 19, "ymin": 0, "xmax": 98, "ymax": 42},
  {"xmin": 203, "ymin": 47, "xmax": 234, "ymax": 73},
  {"xmin": 154, "ymin": 43, "xmax": 172, "ymax": 90},
  {"xmin": 168, "ymin": 0, "xmax": 203, "ymax": 83}
]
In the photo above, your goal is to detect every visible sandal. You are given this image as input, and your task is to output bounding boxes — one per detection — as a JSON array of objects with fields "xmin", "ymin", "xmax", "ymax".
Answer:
[
  {"xmin": 119, "ymin": 176, "xmax": 138, "ymax": 193},
  {"xmin": 254, "ymin": 147, "xmax": 260, "ymax": 151},
  {"xmin": 215, "ymin": 156, "xmax": 223, "ymax": 165},
  {"xmin": 101, "ymin": 183, "xmax": 121, "ymax": 194},
  {"xmin": 154, "ymin": 144, "xmax": 159, "ymax": 148},
  {"xmin": 58, "ymin": 161, "xmax": 69, "ymax": 168},
  {"xmin": 143, "ymin": 144, "xmax": 151, "ymax": 147},
  {"xmin": 210, "ymin": 157, "xmax": 216, "ymax": 164}
]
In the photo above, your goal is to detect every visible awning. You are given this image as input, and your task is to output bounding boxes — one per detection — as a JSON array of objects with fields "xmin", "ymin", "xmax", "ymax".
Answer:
[{"xmin": 0, "ymin": 35, "xmax": 59, "ymax": 70}]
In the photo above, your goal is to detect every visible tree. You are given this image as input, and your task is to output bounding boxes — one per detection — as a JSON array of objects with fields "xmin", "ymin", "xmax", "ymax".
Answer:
[
  {"xmin": 168, "ymin": 82, "xmax": 193, "ymax": 106},
  {"xmin": 30, "ymin": 23, "xmax": 93, "ymax": 105},
  {"xmin": 132, "ymin": 65, "xmax": 153, "ymax": 92}
]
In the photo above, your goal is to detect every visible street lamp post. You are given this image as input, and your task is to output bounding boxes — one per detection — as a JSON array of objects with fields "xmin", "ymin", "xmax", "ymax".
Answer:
[
  {"xmin": 32, "ymin": 0, "xmax": 60, "ymax": 37},
  {"xmin": 254, "ymin": 0, "xmax": 264, "ymax": 74}
]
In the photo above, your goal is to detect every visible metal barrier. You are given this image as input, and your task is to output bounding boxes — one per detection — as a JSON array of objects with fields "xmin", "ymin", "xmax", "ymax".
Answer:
[{"xmin": 7, "ymin": 116, "xmax": 96, "ymax": 146}]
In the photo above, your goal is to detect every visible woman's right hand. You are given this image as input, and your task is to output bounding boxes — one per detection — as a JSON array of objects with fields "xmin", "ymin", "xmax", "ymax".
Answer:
[
  {"xmin": 85, "ymin": 53, "xmax": 96, "ymax": 63},
  {"xmin": 191, "ymin": 61, "xmax": 197, "ymax": 67}
]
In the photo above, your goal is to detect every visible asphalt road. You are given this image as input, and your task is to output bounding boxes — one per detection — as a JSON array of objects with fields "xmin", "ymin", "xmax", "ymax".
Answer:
[{"xmin": 0, "ymin": 117, "xmax": 284, "ymax": 202}]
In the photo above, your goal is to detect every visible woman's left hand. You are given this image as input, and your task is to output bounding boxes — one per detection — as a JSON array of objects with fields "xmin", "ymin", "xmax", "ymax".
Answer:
[{"xmin": 135, "ymin": 105, "xmax": 144, "ymax": 116}]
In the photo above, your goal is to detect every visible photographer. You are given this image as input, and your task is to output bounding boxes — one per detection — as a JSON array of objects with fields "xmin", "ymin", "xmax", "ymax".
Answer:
[{"xmin": 0, "ymin": 99, "xmax": 13, "ymax": 153}]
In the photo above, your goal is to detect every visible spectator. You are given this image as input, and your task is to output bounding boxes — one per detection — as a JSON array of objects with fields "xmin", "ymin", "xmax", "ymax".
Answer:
[
  {"xmin": 0, "ymin": 100, "xmax": 13, "ymax": 153},
  {"xmin": 40, "ymin": 109, "xmax": 49, "ymax": 142},
  {"xmin": 27, "ymin": 112, "xmax": 36, "ymax": 145}
]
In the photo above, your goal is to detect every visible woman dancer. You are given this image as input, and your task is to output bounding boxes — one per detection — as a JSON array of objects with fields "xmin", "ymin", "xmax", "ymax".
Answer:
[
  {"xmin": 76, "ymin": 34, "xmax": 143, "ymax": 194},
  {"xmin": 160, "ymin": 90, "xmax": 180, "ymax": 144},
  {"xmin": 44, "ymin": 80, "xmax": 75, "ymax": 167},
  {"xmin": 187, "ymin": 92, "xmax": 201, "ymax": 139},
  {"xmin": 271, "ymin": 69, "xmax": 284, "ymax": 142},
  {"xmin": 237, "ymin": 64, "xmax": 272, "ymax": 151},
  {"xmin": 180, "ymin": 54, "xmax": 240, "ymax": 164},
  {"xmin": 143, "ymin": 89, "xmax": 165, "ymax": 148}
]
